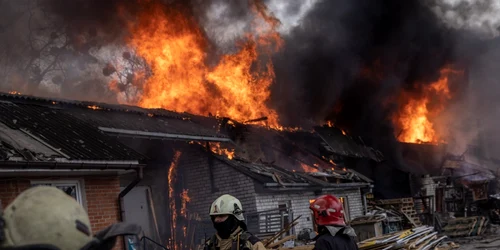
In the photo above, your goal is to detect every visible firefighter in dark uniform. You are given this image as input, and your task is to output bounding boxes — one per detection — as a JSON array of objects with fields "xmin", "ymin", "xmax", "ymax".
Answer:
[
  {"xmin": 204, "ymin": 194, "xmax": 266, "ymax": 250},
  {"xmin": 310, "ymin": 194, "xmax": 359, "ymax": 250}
]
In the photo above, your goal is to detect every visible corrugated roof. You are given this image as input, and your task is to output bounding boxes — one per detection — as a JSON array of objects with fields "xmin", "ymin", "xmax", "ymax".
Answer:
[
  {"xmin": 0, "ymin": 92, "xmax": 229, "ymax": 140},
  {"xmin": 63, "ymin": 108, "xmax": 229, "ymax": 140},
  {"xmin": 0, "ymin": 101, "xmax": 145, "ymax": 162}
]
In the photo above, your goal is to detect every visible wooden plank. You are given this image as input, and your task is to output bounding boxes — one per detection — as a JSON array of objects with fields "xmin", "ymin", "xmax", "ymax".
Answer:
[{"xmin": 268, "ymin": 235, "xmax": 296, "ymax": 248}]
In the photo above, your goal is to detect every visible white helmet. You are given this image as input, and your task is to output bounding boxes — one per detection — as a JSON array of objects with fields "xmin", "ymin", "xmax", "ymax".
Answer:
[
  {"xmin": 1, "ymin": 186, "xmax": 93, "ymax": 250},
  {"xmin": 209, "ymin": 194, "xmax": 245, "ymax": 221}
]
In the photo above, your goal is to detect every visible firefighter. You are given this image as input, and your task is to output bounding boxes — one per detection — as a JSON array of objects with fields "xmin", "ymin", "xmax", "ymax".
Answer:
[
  {"xmin": 0, "ymin": 185, "xmax": 143, "ymax": 250},
  {"xmin": 310, "ymin": 194, "xmax": 359, "ymax": 250},
  {"xmin": 204, "ymin": 194, "xmax": 266, "ymax": 250}
]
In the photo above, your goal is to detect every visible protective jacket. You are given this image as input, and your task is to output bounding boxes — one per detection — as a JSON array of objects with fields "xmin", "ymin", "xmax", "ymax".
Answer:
[
  {"xmin": 204, "ymin": 227, "xmax": 266, "ymax": 250},
  {"xmin": 313, "ymin": 226, "xmax": 359, "ymax": 250}
]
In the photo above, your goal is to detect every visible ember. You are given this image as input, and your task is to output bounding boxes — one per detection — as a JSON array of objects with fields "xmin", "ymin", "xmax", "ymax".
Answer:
[{"xmin": 87, "ymin": 105, "xmax": 102, "ymax": 110}]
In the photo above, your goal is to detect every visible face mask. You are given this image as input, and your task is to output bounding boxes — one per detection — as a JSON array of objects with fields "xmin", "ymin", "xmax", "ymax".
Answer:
[{"xmin": 212, "ymin": 216, "xmax": 238, "ymax": 239}]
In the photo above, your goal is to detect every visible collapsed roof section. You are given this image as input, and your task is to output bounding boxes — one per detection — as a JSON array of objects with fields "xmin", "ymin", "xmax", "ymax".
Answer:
[
  {"xmin": 314, "ymin": 126, "xmax": 384, "ymax": 162},
  {"xmin": 212, "ymin": 154, "xmax": 371, "ymax": 192}
]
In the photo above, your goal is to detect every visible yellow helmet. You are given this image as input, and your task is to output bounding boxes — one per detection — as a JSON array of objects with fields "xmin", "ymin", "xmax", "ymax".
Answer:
[{"xmin": 0, "ymin": 186, "xmax": 93, "ymax": 250}]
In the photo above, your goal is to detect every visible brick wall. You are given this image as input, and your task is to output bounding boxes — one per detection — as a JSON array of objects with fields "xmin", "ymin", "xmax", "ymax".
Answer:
[
  {"xmin": 84, "ymin": 176, "xmax": 121, "ymax": 232},
  {"xmin": 0, "ymin": 175, "xmax": 122, "ymax": 249},
  {"xmin": 255, "ymin": 188, "xmax": 364, "ymax": 234}
]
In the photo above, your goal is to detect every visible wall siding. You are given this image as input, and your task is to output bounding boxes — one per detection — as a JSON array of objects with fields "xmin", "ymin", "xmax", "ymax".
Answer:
[
  {"xmin": 0, "ymin": 175, "xmax": 122, "ymax": 250},
  {"xmin": 255, "ymin": 188, "xmax": 364, "ymax": 234},
  {"xmin": 180, "ymin": 147, "xmax": 257, "ymax": 244}
]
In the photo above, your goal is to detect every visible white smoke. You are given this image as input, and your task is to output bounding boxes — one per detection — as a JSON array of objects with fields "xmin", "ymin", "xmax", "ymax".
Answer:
[
  {"xmin": 429, "ymin": 0, "xmax": 500, "ymax": 38},
  {"xmin": 202, "ymin": 0, "xmax": 319, "ymax": 50}
]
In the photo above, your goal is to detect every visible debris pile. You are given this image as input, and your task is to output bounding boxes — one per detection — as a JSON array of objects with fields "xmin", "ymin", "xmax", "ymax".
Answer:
[
  {"xmin": 358, "ymin": 226, "xmax": 459, "ymax": 250},
  {"xmin": 371, "ymin": 198, "xmax": 422, "ymax": 227},
  {"xmin": 441, "ymin": 216, "xmax": 488, "ymax": 237}
]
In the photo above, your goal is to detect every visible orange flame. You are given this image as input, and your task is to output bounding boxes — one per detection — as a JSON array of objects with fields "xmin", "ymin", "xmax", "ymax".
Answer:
[
  {"xmin": 395, "ymin": 67, "xmax": 461, "ymax": 144},
  {"xmin": 123, "ymin": 0, "xmax": 283, "ymax": 128},
  {"xmin": 180, "ymin": 189, "xmax": 190, "ymax": 238},
  {"xmin": 168, "ymin": 151, "xmax": 182, "ymax": 250},
  {"xmin": 300, "ymin": 162, "xmax": 318, "ymax": 172},
  {"xmin": 87, "ymin": 105, "xmax": 102, "ymax": 110},
  {"xmin": 324, "ymin": 121, "xmax": 347, "ymax": 135},
  {"xmin": 180, "ymin": 189, "xmax": 190, "ymax": 217},
  {"xmin": 209, "ymin": 142, "xmax": 235, "ymax": 160}
]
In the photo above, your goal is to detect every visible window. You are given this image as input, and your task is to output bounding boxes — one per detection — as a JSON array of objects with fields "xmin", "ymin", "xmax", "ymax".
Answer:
[{"xmin": 30, "ymin": 180, "xmax": 84, "ymax": 206}]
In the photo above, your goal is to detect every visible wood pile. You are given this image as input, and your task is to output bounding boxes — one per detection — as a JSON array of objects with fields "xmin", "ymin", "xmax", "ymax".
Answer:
[
  {"xmin": 263, "ymin": 216, "xmax": 301, "ymax": 248},
  {"xmin": 357, "ymin": 226, "xmax": 458, "ymax": 250},
  {"xmin": 275, "ymin": 226, "xmax": 459, "ymax": 250},
  {"xmin": 441, "ymin": 216, "xmax": 488, "ymax": 237},
  {"xmin": 374, "ymin": 198, "xmax": 422, "ymax": 227}
]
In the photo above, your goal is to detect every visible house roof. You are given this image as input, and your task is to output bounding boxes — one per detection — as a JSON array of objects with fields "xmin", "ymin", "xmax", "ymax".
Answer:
[
  {"xmin": 0, "ymin": 100, "xmax": 145, "ymax": 164},
  {"xmin": 0, "ymin": 93, "xmax": 230, "ymax": 141},
  {"xmin": 442, "ymin": 157, "xmax": 495, "ymax": 183},
  {"xmin": 213, "ymin": 154, "xmax": 371, "ymax": 191}
]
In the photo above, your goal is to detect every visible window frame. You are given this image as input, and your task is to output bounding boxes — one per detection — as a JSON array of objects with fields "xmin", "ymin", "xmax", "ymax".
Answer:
[
  {"xmin": 30, "ymin": 180, "xmax": 85, "ymax": 207},
  {"xmin": 338, "ymin": 196, "xmax": 350, "ymax": 222}
]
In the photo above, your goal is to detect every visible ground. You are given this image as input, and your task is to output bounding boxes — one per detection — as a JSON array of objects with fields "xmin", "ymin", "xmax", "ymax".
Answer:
[
  {"xmin": 449, "ymin": 226, "xmax": 500, "ymax": 250},
  {"xmin": 453, "ymin": 236, "xmax": 500, "ymax": 250}
]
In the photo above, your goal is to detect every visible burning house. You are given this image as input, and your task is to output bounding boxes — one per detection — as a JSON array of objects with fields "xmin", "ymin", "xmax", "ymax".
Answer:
[
  {"xmin": 3, "ymin": 0, "xmax": 500, "ymax": 249},
  {"xmin": 0, "ymin": 92, "xmax": 383, "ymax": 249}
]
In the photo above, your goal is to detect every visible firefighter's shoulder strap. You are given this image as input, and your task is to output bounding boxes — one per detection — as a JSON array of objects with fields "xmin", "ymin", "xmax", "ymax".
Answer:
[
  {"xmin": 232, "ymin": 231, "xmax": 260, "ymax": 250},
  {"xmin": 205, "ymin": 232, "xmax": 260, "ymax": 250}
]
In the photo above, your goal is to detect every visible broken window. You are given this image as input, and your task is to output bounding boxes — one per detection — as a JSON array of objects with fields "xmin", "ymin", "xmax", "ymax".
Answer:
[{"xmin": 30, "ymin": 180, "xmax": 84, "ymax": 206}]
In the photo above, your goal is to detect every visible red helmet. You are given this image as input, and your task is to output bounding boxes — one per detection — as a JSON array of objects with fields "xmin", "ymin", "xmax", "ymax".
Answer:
[{"xmin": 310, "ymin": 194, "xmax": 345, "ymax": 226}]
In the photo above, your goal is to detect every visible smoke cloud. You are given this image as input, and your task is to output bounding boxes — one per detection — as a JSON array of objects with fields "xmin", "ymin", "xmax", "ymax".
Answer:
[
  {"xmin": 268, "ymin": 0, "xmax": 500, "ymax": 170},
  {"xmin": 1, "ymin": 0, "xmax": 500, "ymax": 163},
  {"xmin": 429, "ymin": 0, "xmax": 500, "ymax": 39}
]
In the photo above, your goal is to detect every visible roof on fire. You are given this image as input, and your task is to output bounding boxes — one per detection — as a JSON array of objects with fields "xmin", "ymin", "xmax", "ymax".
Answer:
[{"xmin": 213, "ymin": 154, "xmax": 372, "ymax": 192}]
